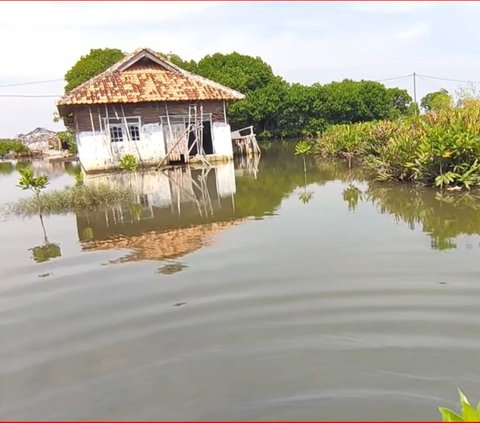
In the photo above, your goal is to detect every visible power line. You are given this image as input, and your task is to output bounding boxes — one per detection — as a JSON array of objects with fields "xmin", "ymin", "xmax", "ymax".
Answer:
[
  {"xmin": 1, "ymin": 72, "xmax": 480, "ymax": 100},
  {"xmin": 0, "ymin": 78, "xmax": 63, "ymax": 88},
  {"xmin": 0, "ymin": 94, "xmax": 60, "ymax": 98},
  {"xmin": 417, "ymin": 73, "xmax": 480, "ymax": 85},
  {"xmin": 376, "ymin": 73, "xmax": 413, "ymax": 82}
]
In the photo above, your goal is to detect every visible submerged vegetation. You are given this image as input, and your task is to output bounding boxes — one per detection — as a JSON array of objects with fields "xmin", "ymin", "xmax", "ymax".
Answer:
[
  {"xmin": 8, "ymin": 183, "xmax": 134, "ymax": 216},
  {"xmin": 316, "ymin": 102, "xmax": 480, "ymax": 189}
]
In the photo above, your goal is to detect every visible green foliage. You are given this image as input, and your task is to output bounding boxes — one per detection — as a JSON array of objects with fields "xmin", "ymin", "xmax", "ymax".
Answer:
[
  {"xmin": 64, "ymin": 48, "xmax": 412, "ymax": 140},
  {"xmin": 8, "ymin": 183, "xmax": 134, "ymax": 216},
  {"xmin": 119, "ymin": 154, "xmax": 138, "ymax": 172},
  {"xmin": 0, "ymin": 139, "xmax": 30, "ymax": 157},
  {"xmin": 160, "ymin": 52, "xmax": 197, "ymax": 72},
  {"xmin": 316, "ymin": 103, "xmax": 480, "ymax": 188},
  {"xmin": 439, "ymin": 390, "xmax": 480, "ymax": 422},
  {"xmin": 17, "ymin": 168, "xmax": 48, "ymax": 196},
  {"xmin": 228, "ymin": 78, "xmax": 411, "ymax": 139},
  {"xmin": 295, "ymin": 140, "xmax": 313, "ymax": 156},
  {"xmin": 195, "ymin": 52, "xmax": 275, "ymax": 94},
  {"xmin": 58, "ymin": 130, "xmax": 77, "ymax": 155},
  {"xmin": 421, "ymin": 89, "xmax": 452, "ymax": 113},
  {"xmin": 64, "ymin": 48, "xmax": 125, "ymax": 92}
]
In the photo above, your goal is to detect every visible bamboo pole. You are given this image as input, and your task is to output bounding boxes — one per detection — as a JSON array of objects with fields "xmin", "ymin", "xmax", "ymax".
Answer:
[{"xmin": 88, "ymin": 107, "xmax": 95, "ymax": 134}]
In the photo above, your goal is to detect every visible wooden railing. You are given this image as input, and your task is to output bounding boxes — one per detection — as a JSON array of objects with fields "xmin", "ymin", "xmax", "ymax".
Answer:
[{"xmin": 231, "ymin": 126, "xmax": 261, "ymax": 156}]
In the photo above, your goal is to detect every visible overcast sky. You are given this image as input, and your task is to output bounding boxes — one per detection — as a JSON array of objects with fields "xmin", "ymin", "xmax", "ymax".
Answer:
[{"xmin": 1, "ymin": 1, "xmax": 480, "ymax": 137}]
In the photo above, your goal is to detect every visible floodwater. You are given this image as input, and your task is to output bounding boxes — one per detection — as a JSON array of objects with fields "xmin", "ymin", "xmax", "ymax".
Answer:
[{"xmin": 1, "ymin": 143, "xmax": 480, "ymax": 420}]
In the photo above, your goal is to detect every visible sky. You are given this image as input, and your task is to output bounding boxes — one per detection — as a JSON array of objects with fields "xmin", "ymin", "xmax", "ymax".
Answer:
[{"xmin": 1, "ymin": 1, "xmax": 480, "ymax": 137}]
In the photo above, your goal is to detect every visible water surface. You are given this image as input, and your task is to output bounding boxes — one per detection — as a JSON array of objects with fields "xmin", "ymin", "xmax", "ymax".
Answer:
[{"xmin": 1, "ymin": 146, "xmax": 480, "ymax": 420}]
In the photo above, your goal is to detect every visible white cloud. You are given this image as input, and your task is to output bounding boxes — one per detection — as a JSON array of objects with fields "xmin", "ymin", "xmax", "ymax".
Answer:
[
  {"xmin": 0, "ymin": 1, "xmax": 221, "ymax": 79},
  {"xmin": 350, "ymin": 1, "xmax": 435, "ymax": 14},
  {"xmin": 393, "ymin": 23, "xmax": 429, "ymax": 41},
  {"xmin": 1, "ymin": 1, "xmax": 480, "ymax": 137}
]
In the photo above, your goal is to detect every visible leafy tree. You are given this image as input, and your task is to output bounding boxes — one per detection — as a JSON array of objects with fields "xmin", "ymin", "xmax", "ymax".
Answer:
[
  {"xmin": 62, "ymin": 48, "xmax": 412, "ymax": 140},
  {"xmin": 64, "ymin": 48, "xmax": 125, "ymax": 92},
  {"xmin": 229, "ymin": 76, "xmax": 290, "ymax": 137},
  {"xmin": 421, "ymin": 89, "xmax": 452, "ymax": 112},
  {"xmin": 387, "ymin": 87, "xmax": 413, "ymax": 117},
  {"xmin": 195, "ymin": 52, "xmax": 275, "ymax": 94},
  {"xmin": 160, "ymin": 52, "xmax": 197, "ymax": 72}
]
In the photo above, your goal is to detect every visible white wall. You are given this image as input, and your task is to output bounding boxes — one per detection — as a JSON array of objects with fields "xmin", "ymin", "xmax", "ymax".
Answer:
[
  {"xmin": 85, "ymin": 169, "xmax": 172, "ymax": 208},
  {"xmin": 212, "ymin": 122, "xmax": 233, "ymax": 158},
  {"xmin": 77, "ymin": 123, "xmax": 165, "ymax": 172},
  {"xmin": 215, "ymin": 161, "xmax": 236, "ymax": 198},
  {"xmin": 78, "ymin": 121, "xmax": 233, "ymax": 172}
]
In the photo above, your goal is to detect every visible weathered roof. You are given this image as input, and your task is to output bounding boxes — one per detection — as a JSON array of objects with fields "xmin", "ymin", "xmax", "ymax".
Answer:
[{"xmin": 57, "ymin": 48, "xmax": 244, "ymax": 112}]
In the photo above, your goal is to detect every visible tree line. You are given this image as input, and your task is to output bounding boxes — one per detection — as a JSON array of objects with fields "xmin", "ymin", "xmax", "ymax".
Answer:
[{"xmin": 65, "ymin": 48, "xmax": 415, "ymax": 139}]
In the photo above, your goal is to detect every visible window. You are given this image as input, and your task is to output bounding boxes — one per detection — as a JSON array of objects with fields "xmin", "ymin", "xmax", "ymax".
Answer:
[
  {"xmin": 110, "ymin": 125, "xmax": 124, "ymax": 142},
  {"xmin": 105, "ymin": 117, "xmax": 141, "ymax": 142},
  {"xmin": 129, "ymin": 124, "xmax": 140, "ymax": 141}
]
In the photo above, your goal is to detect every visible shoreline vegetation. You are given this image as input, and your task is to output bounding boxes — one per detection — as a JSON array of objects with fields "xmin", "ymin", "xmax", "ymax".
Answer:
[
  {"xmin": 0, "ymin": 139, "xmax": 31, "ymax": 158},
  {"xmin": 5, "ymin": 183, "xmax": 134, "ymax": 217},
  {"xmin": 315, "ymin": 101, "xmax": 480, "ymax": 190}
]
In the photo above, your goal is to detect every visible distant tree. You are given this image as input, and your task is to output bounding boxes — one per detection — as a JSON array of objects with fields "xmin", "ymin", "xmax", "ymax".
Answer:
[
  {"xmin": 159, "ymin": 52, "xmax": 197, "ymax": 73},
  {"xmin": 387, "ymin": 87, "xmax": 412, "ymax": 117},
  {"xmin": 421, "ymin": 89, "xmax": 452, "ymax": 112},
  {"xmin": 195, "ymin": 52, "xmax": 275, "ymax": 94},
  {"xmin": 64, "ymin": 48, "xmax": 125, "ymax": 92}
]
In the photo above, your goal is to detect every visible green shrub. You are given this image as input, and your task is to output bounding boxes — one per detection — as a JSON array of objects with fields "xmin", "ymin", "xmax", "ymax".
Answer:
[
  {"xmin": 58, "ymin": 130, "xmax": 77, "ymax": 155},
  {"xmin": 119, "ymin": 154, "xmax": 138, "ymax": 172},
  {"xmin": 294, "ymin": 140, "xmax": 313, "ymax": 156},
  {"xmin": 439, "ymin": 390, "xmax": 480, "ymax": 422},
  {"xmin": 0, "ymin": 139, "xmax": 30, "ymax": 157},
  {"xmin": 316, "ymin": 104, "xmax": 480, "ymax": 189}
]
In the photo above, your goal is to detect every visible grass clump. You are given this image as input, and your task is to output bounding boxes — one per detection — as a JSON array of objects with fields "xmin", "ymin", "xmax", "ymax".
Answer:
[
  {"xmin": 315, "ymin": 103, "xmax": 480, "ymax": 189},
  {"xmin": 7, "ymin": 183, "xmax": 134, "ymax": 216},
  {"xmin": 0, "ymin": 139, "xmax": 30, "ymax": 157}
]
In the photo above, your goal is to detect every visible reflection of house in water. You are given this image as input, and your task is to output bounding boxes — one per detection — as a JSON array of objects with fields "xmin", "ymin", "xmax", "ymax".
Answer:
[
  {"xmin": 77, "ymin": 162, "xmax": 244, "ymax": 263},
  {"xmin": 234, "ymin": 153, "xmax": 261, "ymax": 179}
]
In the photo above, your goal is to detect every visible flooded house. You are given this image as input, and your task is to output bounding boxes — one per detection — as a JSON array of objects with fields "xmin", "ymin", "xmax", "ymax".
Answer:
[
  {"xmin": 77, "ymin": 161, "xmax": 241, "ymax": 265},
  {"xmin": 18, "ymin": 127, "xmax": 62, "ymax": 154},
  {"xmin": 56, "ymin": 48, "xmax": 255, "ymax": 172}
]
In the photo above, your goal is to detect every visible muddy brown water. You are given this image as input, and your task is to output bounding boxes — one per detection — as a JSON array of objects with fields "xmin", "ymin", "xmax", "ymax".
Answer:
[{"xmin": 1, "ymin": 145, "xmax": 480, "ymax": 420}]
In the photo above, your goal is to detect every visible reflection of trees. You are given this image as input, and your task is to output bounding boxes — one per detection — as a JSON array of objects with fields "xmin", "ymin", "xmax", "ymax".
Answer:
[
  {"xmin": 30, "ymin": 214, "xmax": 62, "ymax": 263},
  {"xmin": 158, "ymin": 261, "xmax": 188, "ymax": 275},
  {"xmin": 342, "ymin": 184, "xmax": 362, "ymax": 211},
  {"xmin": 365, "ymin": 183, "xmax": 480, "ymax": 250}
]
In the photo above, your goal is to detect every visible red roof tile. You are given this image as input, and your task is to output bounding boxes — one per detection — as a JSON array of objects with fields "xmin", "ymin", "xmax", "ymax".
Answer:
[{"xmin": 57, "ymin": 48, "xmax": 244, "ymax": 110}]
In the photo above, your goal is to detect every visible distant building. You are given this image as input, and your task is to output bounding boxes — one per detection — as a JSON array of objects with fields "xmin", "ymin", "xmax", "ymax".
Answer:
[
  {"xmin": 18, "ymin": 127, "xmax": 61, "ymax": 154},
  {"xmin": 56, "ymin": 48, "xmax": 246, "ymax": 172}
]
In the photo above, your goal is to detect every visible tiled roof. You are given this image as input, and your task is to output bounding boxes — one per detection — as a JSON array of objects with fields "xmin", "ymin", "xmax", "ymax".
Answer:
[{"xmin": 57, "ymin": 48, "xmax": 245, "ymax": 109}]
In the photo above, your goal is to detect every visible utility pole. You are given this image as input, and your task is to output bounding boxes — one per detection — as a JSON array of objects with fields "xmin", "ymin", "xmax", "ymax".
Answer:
[{"xmin": 413, "ymin": 72, "xmax": 418, "ymax": 113}]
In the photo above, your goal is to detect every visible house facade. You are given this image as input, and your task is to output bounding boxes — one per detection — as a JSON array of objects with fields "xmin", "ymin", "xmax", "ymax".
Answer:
[{"xmin": 57, "ymin": 48, "xmax": 245, "ymax": 172}]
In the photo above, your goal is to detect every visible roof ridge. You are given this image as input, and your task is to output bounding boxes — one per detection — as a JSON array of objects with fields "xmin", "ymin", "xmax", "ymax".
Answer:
[{"xmin": 57, "ymin": 48, "xmax": 245, "ymax": 108}]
